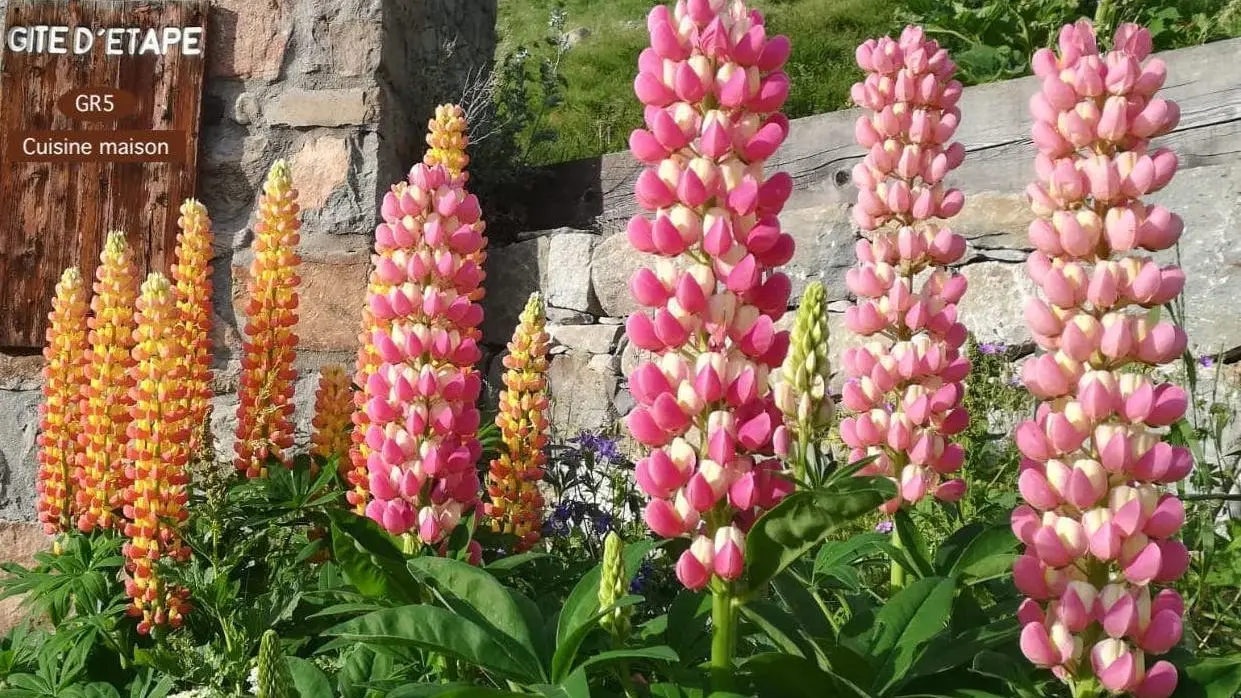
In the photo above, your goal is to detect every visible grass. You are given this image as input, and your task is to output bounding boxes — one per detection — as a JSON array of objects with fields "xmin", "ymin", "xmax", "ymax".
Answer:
[{"xmin": 496, "ymin": 0, "xmax": 898, "ymax": 164}]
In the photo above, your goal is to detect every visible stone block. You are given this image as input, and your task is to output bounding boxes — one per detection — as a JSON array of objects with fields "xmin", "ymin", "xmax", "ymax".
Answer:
[
  {"xmin": 781, "ymin": 204, "xmax": 856, "ymax": 303},
  {"xmin": 0, "ymin": 390, "xmax": 41, "ymax": 520},
  {"xmin": 230, "ymin": 251, "xmax": 369, "ymax": 354},
  {"xmin": 290, "ymin": 135, "xmax": 350, "ymax": 211},
  {"xmin": 591, "ymin": 232, "xmax": 657, "ymax": 319},
  {"xmin": 209, "ymin": 0, "xmax": 292, "ymax": 81},
  {"xmin": 956, "ymin": 261, "xmax": 1036, "ymax": 347},
  {"xmin": 548, "ymin": 353, "xmax": 618, "ymax": 436},
  {"xmin": 0, "ymin": 355, "xmax": 42, "ymax": 392},
  {"xmin": 267, "ymin": 88, "xmax": 375, "ymax": 128},
  {"xmin": 0, "ymin": 521, "xmax": 51, "ymax": 634},
  {"xmin": 547, "ymin": 324, "xmax": 622, "ymax": 355},
  {"xmin": 481, "ymin": 237, "xmax": 548, "ymax": 346},
  {"xmin": 545, "ymin": 232, "xmax": 599, "ymax": 313}
]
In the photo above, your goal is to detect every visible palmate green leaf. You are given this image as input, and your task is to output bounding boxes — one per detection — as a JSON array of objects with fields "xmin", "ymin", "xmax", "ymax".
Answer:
[
  {"xmin": 324, "ymin": 604, "xmax": 541, "ymax": 683},
  {"xmin": 869, "ymin": 576, "xmax": 957, "ymax": 694},
  {"xmin": 770, "ymin": 573, "xmax": 831, "ymax": 639},
  {"xmin": 485, "ymin": 552, "xmax": 550, "ymax": 576},
  {"xmin": 337, "ymin": 644, "xmax": 394, "ymax": 698},
  {"xmin": 740, "ymin": 601, "xmax": 814, "ymax": 659},
  {"xmin": 408, "ymin": 556, "xmax": 539, "ymax": 661},
  {"xmin": 287, "ymin": 657, "xmax": 333, "ymax": 697},
  {"xmin": 904, "ymin": 619, "xmax": 1021, "ymax": 682},
  {"xmin": 388, "ymin": 684, "xmax": 523, "ymax": 698},
  {"xmin": 814, "ymin": 532, "xmax": 889, "ymax": 574},
  {"xmin": 743, "ymin": 477, "xmax": 895, "ymax": 594}
]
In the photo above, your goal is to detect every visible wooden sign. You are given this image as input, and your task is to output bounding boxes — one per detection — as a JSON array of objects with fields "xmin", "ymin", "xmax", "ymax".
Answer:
[{"xmin": 0, "ymin": 0, "xmax": 208, "ymax": 349}]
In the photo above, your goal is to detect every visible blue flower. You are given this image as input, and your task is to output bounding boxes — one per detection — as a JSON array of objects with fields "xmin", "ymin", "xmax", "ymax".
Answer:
[
  {"xmin": 874, "ymin": 520, "xmax": 894, "ymax": 534},
  {"xmin": 629, "ymin": 559, "xmax": 654, "ymax": 594},
  {"xmin": 552, "ymin": 503, "xmax": 572, "ymax": 522},
  {"xmin": 569, "ymin": 431, "xmax": 621, "ymax": 462},
  {"xmin": 1199, "ymin": 355, "xmax": 1216, "ymax": 368},
  {"xmin": 594, "ymin": 513, "xmax": 614, "ymax": 532},
  {"xmin": 978, "ymin": 342, "xmax": 1007, "ymax": 355}
]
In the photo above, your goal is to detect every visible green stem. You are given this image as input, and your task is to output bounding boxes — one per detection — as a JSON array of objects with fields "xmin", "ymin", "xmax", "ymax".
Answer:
[
  {"xmin": 1093, "ymin": 0, "xmax": 1117, "ymax": 34},
  {"xmin": 795, "ymin": 429, "xmax": 811, "ymax": 486},
  {"xmin": 890, "ymin": 527, "xmax": 907, "ymax": 591},
  {"xmin": 618, "ymin": 661, "xmax": 639, "ymax": 698},
  {"xmin": 710, "ymin": 587, "xmax": 739, "ymax": 692}
]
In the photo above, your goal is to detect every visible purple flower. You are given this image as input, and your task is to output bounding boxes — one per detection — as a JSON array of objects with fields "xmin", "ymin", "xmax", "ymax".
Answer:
[
  {"xmin": 978, "ymin": 342, "xmax": 1008, "ymax": 355},
  {"xmin": 875, "ymin": 520, "xmax": 894, "ymax": 534},
  {"xmin": 552, "ymin": 503, "xmax": 571, "ymax": 522},
  {"xmin": 1198, "ymin": 355, "xmax": 1215, "ymax": 368},
  {"xmin": 594, "ymin": 513, "xmax": 614, "ymax": 532},
  {"xmin": 569, "ymin": 431, "xmax": 622, "ymax": 462},
  {"xmin": 630, "ymin": 559, "xmax": 654, "ymax": 594}
]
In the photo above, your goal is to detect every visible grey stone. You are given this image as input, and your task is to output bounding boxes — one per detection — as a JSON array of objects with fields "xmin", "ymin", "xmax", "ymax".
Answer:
[
  {"xmin": 234, "ymin": 92, "xmax": 261, "ymax": 125},
  {"xmin": 956, "ymin": 261, "xmax": 1036, "ymax": 346},
  {"xmin": 545, "ymin": 232, "xmax": 599, "ymax": 313},
  {"xmin": 548, "ymin": 324, "xmax": 622, "ymax": 355},
  {"xmin": 548, "ymin": 353, "xmax": 618, "ymax": 436},
  {"xmin": 481, "ymin": 237, "xmax": 547, "ymax": 346},
  {"xmin": 0, "ymin": 390, "xmax": 41, "ymax": 519},
  {"xmin": 591, "ymin": 232, "xmax": 658, "ymax": 318},
  {"xmin": 781, "ymin": 204, "xmax": 857, "ymax": 303},
  {"xmin": 266, "ymin": 88, "xmax": 376, "ymax": 128},
  {"xmin": 547, "ymin": 308, "xmax": 595, "ymax": 325},
  {"xmin": 564, "ymin": 27, "xmax": 591, "ymax": 47}
]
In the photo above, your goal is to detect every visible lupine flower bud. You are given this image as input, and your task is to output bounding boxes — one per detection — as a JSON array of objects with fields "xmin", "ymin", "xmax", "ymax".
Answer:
[
  {"xmin": 628, "ymin": 0, "xmax": 795, "ymax": 591},
  {"xmin": 122, "ymin": 273, "xmax": 192, "ymax": 634},
  {"xmin": 76, "ymin": 231, "xmax": 139, "ymax": 532},
  {"xmin": 36, "ymin": 268, "xmax": 90, "ymax": 535},
  {"xmin": 235, "ymin": 161, "xmax": 301, "ymax": 478},
  {"xmin": 360, "ymin": 104, "xmax": 485, "ymax": 545},
  {"xmin": 598, "ymin": 531, "xmax": 633, "ymax": 641},
  {"xmin": 347, "ymin": 310, "xmax": 380, "ymax": 514},
  {"xmin": 1017, "ymin": 22, "xmax": 1188, "ymax": 698},
  {"xmin": 256, "ymin": 630, "xmax": 293, "ymax": 698},
  {"xmin": 843, "ymin": 26, "xmax": 970, "ymax": 511},
  {"xmin": 171, "ymin": 199, "xmax": 215, "ymax": 457},
  {"xmin": 773, "ymin": 281, "xmax": 833, "ymax": 479},
  {"xmin": 310, "ymin": 364, "xmax": 353, "ymax": 464},
  {"xmin": 486, "ymin": 293, "xmax": 550, "ymax": 551}
]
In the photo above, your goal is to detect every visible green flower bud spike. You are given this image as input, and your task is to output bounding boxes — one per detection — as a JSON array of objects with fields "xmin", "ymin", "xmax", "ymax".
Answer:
[
  {"xmin": 257, "ymin": 629, "xmax": 292, "ymax": 698},
  {"xmin": 774, "ymin": 281, "xmax": 834, "ymax": 483},
  {"xmin": 598, "ymin": 531, "xmax": 631, "ymax": 643}
]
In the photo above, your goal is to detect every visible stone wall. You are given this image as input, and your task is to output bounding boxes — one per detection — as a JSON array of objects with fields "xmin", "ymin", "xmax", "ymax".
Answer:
[
  {"xmin": 0, "ymin": 0, "xmax": 497, "ymax": 526},
  {"xmin": 477, "ymin": 38, "xmax": 1241, "ymax": 441}
]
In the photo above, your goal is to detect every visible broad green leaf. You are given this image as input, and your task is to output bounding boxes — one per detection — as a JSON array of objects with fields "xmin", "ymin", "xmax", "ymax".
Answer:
[
  {"xmin": 744, "ymin": 652, "xmax": 870, "ymax": 698},
  {"xmin": 869, "ymin": 576, "xmax": 957, "ymax": 694},
  {"xmin": 894, "ymin": 510, "xmax": 935, "ymax": 578},
  {"xmin": 662, "ymin": 589, "xmax": 712, "ymax": 657},
  {"xmin": 741, "ymin": 601, "xmax": 811, "ymax": 657},
  {"xmin": 325, "ymin": 604, "xmax": 541, "ymax": 683},
  {"xmin": 287, "ymin": 657, "xmax": 333, "ymax": 697},
  {"xmin": 814, "ymin": 533, "xmax": 888, "ymax": 573},
  {"xmin": 338, "ymin": 645, "xmax": 395, "ymax": 698},
  {"xmin": 575, "ymin": 646, "xmax": 679, "ymax": 675},
  {"xmin": 1173, "ymin": 655, "xmax": 1241, "ymax": 698},
  {"xmin": 328, "ymin": 512, "xmax": 420, "ymax": 604},
  {"xmin": 408, "ymin": 556, "xmax": 539, "ymax": 660},
  {"xmin": 942, "ymin": 526, "xmax": 1019, "ymax": 581},
  {"xmin": 554, "ymin": 539, "xmax": 659, "ymax": 650},
  {"xmin": 968, "ymin": 651, "xmax": 1040, "ymax": 698},
  {"xmin": 486, "ymin": 552, "xmax": 551, "ymax": 575},
  {"xmin": 771, "ymin": 573, "xmax": 831, "ymax": 639},
  {"xmin": 744, "ymin": 478, "xmax": 895, "ymax": 593},
  {"xmin": 906, "ymin": 619, "xmax": 1022, "ymax": 681},
  {"xmin": 533, "ymin": 668, "xmax": 591, "ymax": 698},
  {"xmin": 390, "ymin": 686, "xmax": 525, "ymax": 698},
  {"xmin": 550, "ymin": 595, "xmax": 644, "ymax": 682}
]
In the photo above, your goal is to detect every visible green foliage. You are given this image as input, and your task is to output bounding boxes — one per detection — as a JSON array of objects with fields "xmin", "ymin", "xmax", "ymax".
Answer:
[{"xmin": 899, "ymin": 0, "xmax": 1240, "ymax": 85}]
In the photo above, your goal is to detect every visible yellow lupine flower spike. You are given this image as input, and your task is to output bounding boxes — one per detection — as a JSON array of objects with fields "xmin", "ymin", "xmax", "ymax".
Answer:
[
  {"xmin": 235, "ymin": 161, "xmax": 301, "ymax": 478},
  {"xmin": 76, "ymin": 231, "xmax": 139, "ymax": 532},
  {"xmin": 171, "ymin": 199, "xmax": 215, "ymax": 458},
  {"xmin": 311, "ymin": 364, "xmax": 353, "ymax": 465},
  {"xmin": 122, "ymin": 273, "xmax": 192, "ymax": 635},
  {"xmin": 37, "ymin": 267, "xmax": 91, "ymax": 535},
  {"xmin": 423, "ymin": 103, "xmax": 486, "ymax": 304},
  {"xmin": 485, "ymin": 293, "xmax": 550, "ymax": 551}
]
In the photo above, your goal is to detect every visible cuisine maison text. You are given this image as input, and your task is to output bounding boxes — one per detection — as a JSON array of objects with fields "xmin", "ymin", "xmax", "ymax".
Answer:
[{"xmin": 5, "ymin": 24, "xmax": 204, "ymax": 56}]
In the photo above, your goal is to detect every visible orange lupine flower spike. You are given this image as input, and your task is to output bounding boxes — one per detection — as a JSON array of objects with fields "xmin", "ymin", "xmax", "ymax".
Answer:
[
  {"xmin": 122, "ymin": 272, "xmax": 192, "ymax": 635},
  {"xmin": 311, "ymin": 364, "xmax": 353, "ymax": 465},
  {"xmin": 76, "ymin": 231, "xmax": 139, "ymax": 532},
  {"xmin": 36, "ymin": 267, "xmax": 90, "ymax": 535},
  {"xmin": 486, "ymin": 293, "xmax": 550, "ymax": 551},
  {"xmin": 423, "ymin": 103, "xmax": 486, "ymax": 304},
  {"xmin": 171, "ymin": 199, "xmax": 215, "ymax": 457},
  {"xmin": 235, "ymin": 161, "xmax": 301, "ymax": 478},
  {"xmin": 347, "ymin": 311, "xmax": 379, "ymax": 514}
]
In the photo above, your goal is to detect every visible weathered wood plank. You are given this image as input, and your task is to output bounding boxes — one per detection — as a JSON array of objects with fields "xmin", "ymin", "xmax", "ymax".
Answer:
[
  {"xmin": 0, "ymin": 0, "xmax": 208, "ymax": 349},
  {"xmin": 572, "ymin": 37, "xmax": 1241, "ymax": 234}
]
